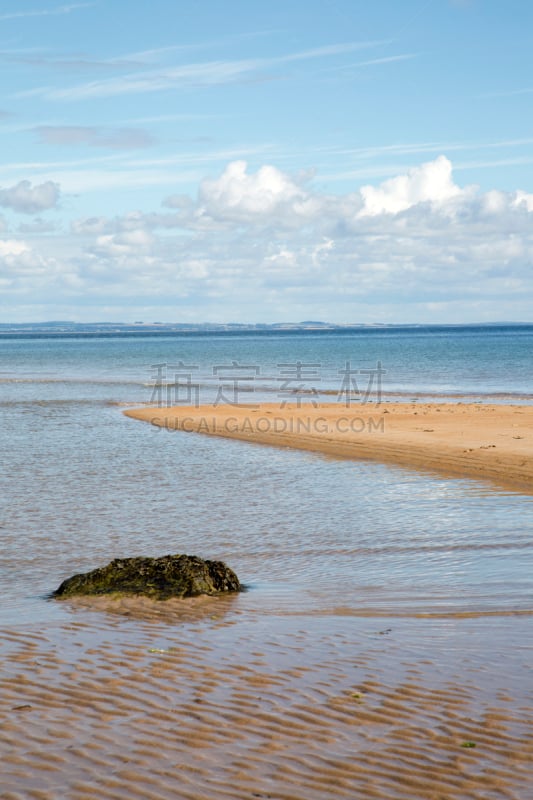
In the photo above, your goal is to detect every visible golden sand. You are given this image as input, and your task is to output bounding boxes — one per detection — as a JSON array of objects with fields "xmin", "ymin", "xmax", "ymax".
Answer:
[
  {"xmin": 1, "ymin": 607, "xmax": 532, "ymax": 800},
  {"xmin": 124, "ymin": 402, "xmax": 533, "ymax": 493}
]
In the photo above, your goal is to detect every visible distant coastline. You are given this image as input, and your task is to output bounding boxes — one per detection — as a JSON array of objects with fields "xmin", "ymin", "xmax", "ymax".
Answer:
[{"xmin": 1, "ymin": 320, "xmax": 532, "ymax": 338}]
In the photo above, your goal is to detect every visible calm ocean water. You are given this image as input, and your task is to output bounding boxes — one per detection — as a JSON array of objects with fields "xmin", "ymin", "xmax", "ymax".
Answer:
[{"xmin": 1, "ymin": 326, "xmax": 532, "ymax": 626}]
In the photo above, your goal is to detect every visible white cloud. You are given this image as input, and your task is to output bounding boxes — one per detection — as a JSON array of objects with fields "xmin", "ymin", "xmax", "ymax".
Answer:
[
  {"xmin": 480, "ymin": 190, "xmax": 508, "ymax": 215},
  {"xmin": 311, "ymin": 238, "xmax": 335, "ymax": 266},
  {"xmin": 265, "ymin": 248, "xmax": 298, "ymax": 268},
  {"xmin": 94, "ymin": 229, "xmax": 154, "ymax": 257},
  {"xmin": 0, "ymin": 238, "xmax": 61, "ymax": 287},
  {"xmin": 358, "ymin": 155, "xmax": 465, "ymax": 216},
  {"xmin": 163, "ymin": 194, "xmax": 193, "ymax": 210},
  {"xmin": 70, "ymin": 216, "xmax": 109, "ymax": 236},
  {"xmin": 4, "ymin": 155, "xmax": 533, "ymax": 322},
  {"xmin": 513, "ymin": 190, "xmax": 533, "ymax": 212},
  {"xmin": 0, "ymin": 239, "xmax": 29, "ymax": 258},
  {"xmin": 198, "ymin": 160, "xmax": 307, "ymax": 221},
  {"xmin": 0, "ymin": 180, "xmax": 60, "ymax": 213}
]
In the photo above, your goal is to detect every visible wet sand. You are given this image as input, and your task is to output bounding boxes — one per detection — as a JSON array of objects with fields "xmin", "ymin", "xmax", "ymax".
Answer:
[
  {"xmin": 1, "ymin": 602, "xmax": 531, "ymax": 800},
  {"xmin": 125, "ymin": 402, "xmax": 533, "ymax": 493}
]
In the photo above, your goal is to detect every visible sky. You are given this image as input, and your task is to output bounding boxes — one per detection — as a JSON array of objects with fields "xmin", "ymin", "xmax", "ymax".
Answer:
[{"xmin": 1, "ymin": 0, "xmax": 533, "ymax": 324}]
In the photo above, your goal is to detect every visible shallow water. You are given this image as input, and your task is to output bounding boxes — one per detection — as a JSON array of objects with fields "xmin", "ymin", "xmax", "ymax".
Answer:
[{"xmin": 1, "ymin": 329, "xmax": 532, "ymax": 626}]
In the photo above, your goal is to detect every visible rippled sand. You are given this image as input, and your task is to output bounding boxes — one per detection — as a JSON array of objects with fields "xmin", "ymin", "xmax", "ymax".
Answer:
[{"xmin": 1, "ymin": 599, "xmax": 531, "ymax": 800}]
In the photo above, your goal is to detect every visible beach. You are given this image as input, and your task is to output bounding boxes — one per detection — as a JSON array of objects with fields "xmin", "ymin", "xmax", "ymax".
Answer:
[
  {"xmin": 1, "ymin": 603, "xmax": 532, "ymax": 800},
  {"xmin": 3, "ymin": 0, "xmax": 533, "ymax": 788},
  {"xmin": 124, "ymin": 402, "xmax": 533, "ymax": 494},
  {"xmin": 2, "ymin": 331, "xmax": 533, "ymax": 799}
]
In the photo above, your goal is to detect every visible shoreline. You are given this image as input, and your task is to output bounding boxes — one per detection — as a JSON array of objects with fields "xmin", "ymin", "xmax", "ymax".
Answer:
[{"xmin": 124, "ymin": 402, "xmax": 533, "ymax": 494}]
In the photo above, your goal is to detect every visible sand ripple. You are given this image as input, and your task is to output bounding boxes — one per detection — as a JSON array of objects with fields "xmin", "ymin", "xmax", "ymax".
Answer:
[{"xmin": 0, "ymin": 607, "xmax": 531, "ymax": 800}]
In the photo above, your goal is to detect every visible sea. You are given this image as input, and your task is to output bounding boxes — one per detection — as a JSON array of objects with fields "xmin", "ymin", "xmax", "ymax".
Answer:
[{"xmin": 1, "ymin": 324, "xmax": 532, "ymax": 628}]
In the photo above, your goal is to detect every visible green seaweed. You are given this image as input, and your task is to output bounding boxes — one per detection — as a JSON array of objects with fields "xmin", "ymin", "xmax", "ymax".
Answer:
[{"xmin": 53, "ymin": 554, "xmax": 241, "ymax": 600}]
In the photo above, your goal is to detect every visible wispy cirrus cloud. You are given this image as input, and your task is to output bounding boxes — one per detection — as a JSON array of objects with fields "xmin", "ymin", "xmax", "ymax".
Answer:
[
  {"xmin": 0, "ymin": 44, "xmax": 227, "ymax": 74},
  {"xmin": 318, "ymin": 53, "xmax": 416, "ymax": 75},
  {"xmin": 35, "ymin": 125, "xmax": 156, "ymax": 150},
  {"xmin": 356, "ymin": 54, "xmax": 416, "ymax": 67},
  {"xmin": 0, "ymin": 33, "xmax": 285, "ymax": 74},
  {"xmin": 481, "ymin": 87, "xmax": 533, "ymax": 99},
  {"xmin": 24, "ymin": 40, "xmax": 390, "ymax": 101},
  {"xmin": 0, "ymin": 50, "xmax": 142, "ymax": 72},
  {"xmin": 0, "ymin": 2, "xmax": 93, "ymax": 22}
]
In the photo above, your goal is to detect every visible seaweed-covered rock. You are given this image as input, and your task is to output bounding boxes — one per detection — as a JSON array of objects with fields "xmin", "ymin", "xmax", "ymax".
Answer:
[{"xmin": 53, "ymin": 554, "xmax": 241, "ymax": 600}]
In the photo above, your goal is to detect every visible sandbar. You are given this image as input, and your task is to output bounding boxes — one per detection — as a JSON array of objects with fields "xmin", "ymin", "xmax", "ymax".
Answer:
[{"xmin": 125, "ymin": 402, "xmax": 533, "ymax": 493}]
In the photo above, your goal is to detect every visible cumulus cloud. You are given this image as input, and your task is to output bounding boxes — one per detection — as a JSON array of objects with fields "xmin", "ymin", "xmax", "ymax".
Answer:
[
  {"xmin": 71, "ymin": 216, "xmax": 110, "ymax": 236},
  {"xmin": 0, "ymin": 180, "xmax": 60, "ymax": 214},
  {"xmin": 197, "ymin": 160, "xmax": 315, "ymax": 223},
  {"xmin": 7, "ymin": 154, "xmax": 533, "ymax": 321},
  {"xmin": 0, "ymin": 239, "xmax": 29, "ymax": 259},
  {"xmin": 162, "ymin": 193, "xmax": 193, "ymax": 210},
  {"xmin": 0, "ymin": 238, "xmax": 59, "ymax": 285},
  {"xmin": 358, "ymin": 155, "xmax": 465, "ymax": 216},
  {"xmin": 514, "ymin": 190, "xmax": 533, "ymax": 212},
  {"xmin": 93, "ymin": 229, "xmax": 154, "ymax": 257},
  {"xmin": 71, "ymin": 210, "xmax": 187, "ymax": 237}
]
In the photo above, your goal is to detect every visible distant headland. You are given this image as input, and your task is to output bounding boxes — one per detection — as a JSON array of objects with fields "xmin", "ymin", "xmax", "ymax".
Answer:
[{"xmin": 0, "ymin": 320, "xmax": 531, "ymax": 337}]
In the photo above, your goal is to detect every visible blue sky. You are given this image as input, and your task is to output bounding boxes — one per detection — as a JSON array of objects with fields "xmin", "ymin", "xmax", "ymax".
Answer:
[{"xmin": 1, "ymin": 0, "xmax": 533, "ymax": 323}]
